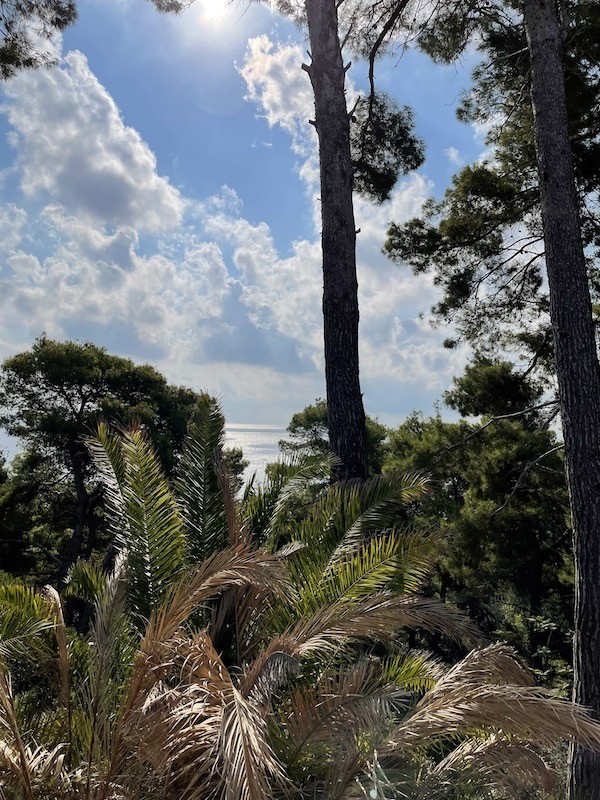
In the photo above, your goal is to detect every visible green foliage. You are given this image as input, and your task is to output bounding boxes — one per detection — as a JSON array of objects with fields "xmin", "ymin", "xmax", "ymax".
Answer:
[
  {"xmin": 0, "ymin": 0, "xmax": 77, "ymax": 79},
  {"xmin": 175, "ymin": 398, "xmax": 228, "ymax": 562},
  {"xmin": 89, "ymin": 423, "xmax": 186, "ymax": 621},
  {"xmin": 384, "ymin": 408, "xmax": 570, "ymax": 685},
  {"xmin": 0, "ymin": 414, "xmax": 597, "ymax": 800},
  {"xmin": 280, "ymin": 398, "xmax": 389, "ymax": 474},
  {"xmin": 0, "ymin": 337, "xmax": 216, "ymax": 583},
  {"xmin": 351, "ymin": 93, "xmax": 425, "ymax": 202},
  {"xmin": 0, "ymin": 336, "xmax": 207, "ymax": 474},
  {"xmin": 444, "ymin": 356, "xmax": 544, "ymax": 417},
  {"xmin": 385, "ymin": 0, "xmax": 600, "ymax": 366}
]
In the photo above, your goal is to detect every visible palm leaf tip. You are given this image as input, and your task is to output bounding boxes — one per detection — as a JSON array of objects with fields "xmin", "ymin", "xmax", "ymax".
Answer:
[{"xmin": 389, "ymin": 646, "xmax": 600, "ymax": 754}]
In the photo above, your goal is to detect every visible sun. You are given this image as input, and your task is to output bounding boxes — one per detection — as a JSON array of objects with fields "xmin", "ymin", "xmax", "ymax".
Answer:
[{"xmin": 199, "ymin": 0, "xmax": 228, "ymax": 22}]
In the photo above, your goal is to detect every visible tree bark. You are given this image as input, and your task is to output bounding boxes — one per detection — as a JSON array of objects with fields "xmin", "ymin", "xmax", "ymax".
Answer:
[
  {"xmin": 60, "ymin": 440, "xmax": 90, "ymax": 585},
  {"xmin": 304, "ymin": 0, "xmax": 368, "ymax": 481},
  {"xmin": 522, "ymin": 0, "xmax": 600, "ymax": 796}
]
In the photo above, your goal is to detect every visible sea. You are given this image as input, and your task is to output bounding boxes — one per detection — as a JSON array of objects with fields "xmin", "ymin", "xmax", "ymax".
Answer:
[{"xmin": 224, "ymin": 423, "xmax": 288, "ymax": 483}]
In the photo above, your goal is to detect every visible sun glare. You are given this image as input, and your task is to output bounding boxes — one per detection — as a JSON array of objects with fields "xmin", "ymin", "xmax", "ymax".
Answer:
[{"xmin": 199, "ymin": 0, "xmax": 228, "ymax": 22}]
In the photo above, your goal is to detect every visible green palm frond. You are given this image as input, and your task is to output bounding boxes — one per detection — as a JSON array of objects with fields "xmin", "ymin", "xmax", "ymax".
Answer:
[
  {"xmin": 0, "ymin": 584, "xmax": 54, "ymax": 661},
  {"xmin": 87, "ymin": 421, "xmax": 127, "ymax": 543},
  {"xmin": 321, "ymin": 527, "xmax": 441, "ymax": 604},
  {"xmin": 293, "ymin": 472, "xmax": 429, "ymax": 565},
  {"xmin": 90, "ymin": 425, "xmax": 186, "ymax": 621},
  {"xmin": 381, "ymin": 651, "xmax": 444, "ymax": 694},
  {"xmin": 77, "ymin": 555, "xmax": 133, "ymax": 776},
  {"xmin": 177, "ymin": 399, "xmax": 228, "ymax": 561},
  {"xmin": 64, "ymin": 560, "xmax": 107, "ymax": 603},
  {"xmin": 267, "ymin": 528, "xmax": 443, "ymax": 634},
  {"xmin": 243, "ymin": 452, "xmax": 334, "ymax": 549}
]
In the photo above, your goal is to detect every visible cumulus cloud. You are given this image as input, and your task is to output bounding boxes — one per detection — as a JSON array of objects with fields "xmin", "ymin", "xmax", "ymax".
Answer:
[
  {"xmin": 0, "ymin": 26, "xmax": 466, "ymax": 430},
  {"xmin": 237, "ymin": 36, "xmax": 463, "ymax": 394},
  {"xmin": 0, "ymin": 206, "xmax": 232, "ymax": 352},
  {"xmin": 3, "ymin": 51, "xmax": 185, "ymax": 232}
]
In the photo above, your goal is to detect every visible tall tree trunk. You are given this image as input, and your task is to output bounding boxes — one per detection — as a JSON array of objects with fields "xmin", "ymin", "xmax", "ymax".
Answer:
[
  {"xmin": 60, "ymin": 441, "xmax": 90, "ymax": 585},
  {"xmin": 304, "ymin": 0, "xmax": 368, "ymax": 481},
  {"xmin": 522, "ymin": 0, "xmax": 600, "ymax": 796}
]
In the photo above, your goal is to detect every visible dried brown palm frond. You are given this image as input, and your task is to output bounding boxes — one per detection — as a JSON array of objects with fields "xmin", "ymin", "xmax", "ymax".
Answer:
[
  {"xmin": 42, "ymin": 586, "xmax": 70, "ymax": 708},
  {"xmin": 125, "ymin": 632, "xmax": 288, "ymax": 800},
  {"xmin": 388, "ymin": 664, "xmax": 600, "ymax": 753},
  {"xmin": 419, "ymin": 733, "xmax": 557, "ymax": 797},
  {"xmin": 0, "ymin": 664, "xmax": 35, "ymax": 800},
  {"xmin": 422, "ymin": 643, "xmax": 535, "ymax": 705},
  {"xmin": 238, "ymin": 636, "xmax": 301, "ymax": 704},
  {"xmin": 144, "ymin": 545, "xmax": 290, "ymax": 647},
  {"xmin": 281, "ymin": 660, "xmax": 406, "ymax": 753},
  {"xmin": 101, "ymin": 550, "xmax": 289, "ymax": 799},
  {"xmin": 286, "ymin": 593, "xmax": 480, "ymax": 656}
]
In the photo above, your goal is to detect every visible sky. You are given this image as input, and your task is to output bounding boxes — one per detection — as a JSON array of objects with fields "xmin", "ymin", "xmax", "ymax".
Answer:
[{"xmin": 0, "ymin": 0, "xmax": 486, "ymax": 431}]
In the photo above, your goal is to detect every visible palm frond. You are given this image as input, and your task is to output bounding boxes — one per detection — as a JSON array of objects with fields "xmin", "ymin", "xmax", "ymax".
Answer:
[
  {"xmin": 321, "ymin": 528, "xmax": 442, "ymax": 604},
  {"xmin": 420, "ymin": 734, "xmax": 557, "ymax": 797},
  {"xmin": 64, "ymin": 559, "xmax": 108, "ymax": 603},
  {"xmin": 91, "ymin": 424, "xmax": 187, "ymax": 621},
  {"xmin": 87, "ymin": 421, "xmax": 127, "ymax": 542},
  {"xmin": 0, "ymin": 664, "xmax": 35, "ymax": 800},
  {"xmin": 388, "ymin": 646, "xmax": 600, "ymax": 753},
  {"xmin": 122, "ymin": 632, "xmax": 287, "ymax": 800},
  {"xmin": 276, "ymin": 594, "xmax": 479, "ymax": 657},
  {"xmin": 176, "ymin": 398, "xmax": 228, "ymax": 561},
  {"xmin": 294, "ymin": 473, "xmax": 429, "ymax": 563},
  {"xmin": 251, "ymin": 453, "xmax": 335, "ymax": 548},
  {"xmin": 0, "ymin": 584, "xmax": 54, "ymax": 662},
  {"xmin": 381, "ymin": 651, "xmax": 444, "ymax": 694},
  {"xmin": 42, "ymin": 587, "xmax": 70, "ymax": 707},
  {"xmin": 146, "ymin": 546, "xmax": 290, "ymax": 647},
  {"xmin": 326, "ymin": 472, "xmax": 430, "ymax": 565},
  {"xmin": 78, "ymin": 554, "xmax": 132, "ymax": 779}
]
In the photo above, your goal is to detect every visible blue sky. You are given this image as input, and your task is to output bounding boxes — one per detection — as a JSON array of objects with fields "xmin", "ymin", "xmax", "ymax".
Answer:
[{"xmin": 0, "ymin": 0, "xmax": 485, "ymax": 430}]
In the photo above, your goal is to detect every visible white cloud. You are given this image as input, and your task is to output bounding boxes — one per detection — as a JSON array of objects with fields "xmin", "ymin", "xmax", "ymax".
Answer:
[
  {"xmin": 0, "ymin": 28, "xmax": 467, "ymax": 434},
  {"xmin": 444, "ymin": 146, "xmax": 462, "ymax": 166},
  {"xmin": 0, "ymin": 204, "xmax": 28, "ymax": 251},
  {"xmin": 0, "ymin": 205, "xmax": 232, "ymax": 351},
  {"xmin": 240, "ymin": 35, "xmax": 314, "ymax": 149},
  {"xmin": 3, "ymin": 51, "xmax": 185, "ymax": 232}
]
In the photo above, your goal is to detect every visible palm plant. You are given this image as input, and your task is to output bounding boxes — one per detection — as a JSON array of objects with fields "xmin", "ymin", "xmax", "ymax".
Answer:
[{"xmin": 0, "ymin": 404, "xmax": 599, "ymax": 800}]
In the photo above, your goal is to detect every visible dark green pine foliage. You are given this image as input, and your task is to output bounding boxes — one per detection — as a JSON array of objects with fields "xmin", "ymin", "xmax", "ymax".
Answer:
[
  {"xmin": 385, "ymin": 406, "xmax": 571, "ymax": 686},
  {"xmin": 350, "ymin": 92, "xmax": 425, "ymax": 203},
  {"xmin": 0, "ymin": 337, "xmax": 214, "ymax": 582},
  {"xmin": 0, "ymin": 0, "xmax": 77, "ymax": 78},
  {"xmin": 279, "ymin": 398, "xmax": 389, "ymax": 474},
  {"xmin": 384, "ymin": 0, "xmax": 600, "ymax": 369}
]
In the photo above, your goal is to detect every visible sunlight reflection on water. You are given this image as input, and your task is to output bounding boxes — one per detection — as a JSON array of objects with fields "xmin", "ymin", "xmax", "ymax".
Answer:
[{"xmin": 224, "ymin": 424, "xmax": 287, "ymax": 482}]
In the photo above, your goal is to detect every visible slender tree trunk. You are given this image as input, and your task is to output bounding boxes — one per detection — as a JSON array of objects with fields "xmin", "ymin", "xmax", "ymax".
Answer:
[
  {"xmin": 522, "ymin": 1, "xmax": 600, "ymax": 796},
  {"xmin": 60, "ymin": 441, "xmax": 90, "ymax": 585},
  {"xmin": 304, "ymin": 0, "xmax": 368, "ymax": 481}
]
